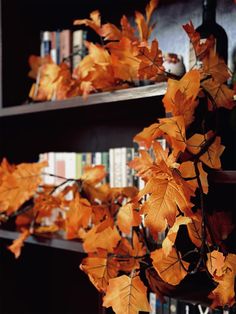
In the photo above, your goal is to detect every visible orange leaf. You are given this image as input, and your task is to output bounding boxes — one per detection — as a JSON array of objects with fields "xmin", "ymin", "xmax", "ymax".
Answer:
[
  {"xmin": 82, "ymin": 223, "xmax": 121, "ymax": 253},
  {"xmin": 120, "ymin": 15, "xmax": 137, "ymax": 41},
  {"xmin": 146, "ymin": 0, "xmax": 159, "ymax": 25},
  {"xmin": 81, "ymin": 165, "xmax": 106, "ymax": 184},
  {"xmin": 207, "ymin": 250, "xmax": 225, "ymax": 277},
  {"xmin": 28, "ymin": 55, "xmax": 53, "ymax": 80},
  {"xmin": 80, "ymin": 256, "xmax": 119, "ymax": 292},
  {"xmin": 137, "ymin": 39, "xmax": 164, "ymax": 80},
  {"xmin": 0, "ymin": 161, "xmax": 47, "ymax": 214},
  {"xmin": 183, "ymin": 21, "xmax": 214, "ymax": 62},
  {"xmin": 151, "ymin": 247, "xmax": 189, "ymax": 285},
  {"xmin": 8, "ymin": 229, "xmax": 30, "ymax": 258},
  {"xmin": 163, "ymin": 70, "xmax": 200, "ymax": 127},
  {"xmin": 114, "ymin": 232, "xmax": 146, "ymax": 272},
  {"xmin": 208, "ymin": 254, "xmax": 236, "ymax": 308},
  {"xmin": 162, "ymin": 216, "xmax": 191, "ymax": 256},
  {"xmin": 133, "ymin": 123, "xmax": 162, "ymax": 149},
  {"xmin": 117, "ymin": 202, "xmax": 142, "ymax": 234},
  {"xmin": 159, "ymin": 116, "xmax": 186, "ymax": 156},
  {"xmin": 128, "ymin": 149, "xmax": 155, "ymax": 181},
  {"xmin": 65, "ymin": 193, "xmax": 92, "ymax": 239},
  {"xmin": 179, "ymin": 161, "xmax": 208, "ymax": 194},
  {"xmin": 74, "ymin": 10, "xmax": 102, "ymax": 36},
  {"xmin": 186, "ymin": 214, "xmax": 202, "ymax": 248},
  {"xmin": 103, "ymin": 274, "xmax": 151, "ymax": 314},
  {"xmin": 101, "ymin": 23, "xmax": 122, "ymax": 41},
  {"xmin": 187, "ymin": 132, "xmax": 225, "ymax": 169}
]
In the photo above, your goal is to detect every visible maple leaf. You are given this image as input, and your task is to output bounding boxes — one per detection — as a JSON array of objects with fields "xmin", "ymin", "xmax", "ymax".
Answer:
[
  {"xmin": 81, "ymin": 165, "xmax": 106, "ymax": 185},
  {"xmin": 139, "ymin": 175, "xmax": 193, "ymax": 234},
  {"xmin": 101, "ymin": 23, "xmax": 122, "ymax": 41},
  {"xmin": 151, "ymin": 247, "xmax": 189, "ymax": 286},
  {"xmin": 103, "ymin": 274, "xmax": 151, "ymax": 314},
  {"xmin": 183, "ymin": 21, "xmax": 214, "ymax": 63},
  {"xmin": 162, "ymin": 216, "xmax": 192, "ymax": 256},
  {"xmin": 114, "ymin": 231, "xmax": 146, "ymax": 272},
  {"xmin": 65, "ymin": 193, "xmax": 92, "ymax": 239},
  {"xmin": 80, "ymin": 255, "xmax": 119, "ymax": 292},
  {"xmin": 159, "ymin": 116, "xmax": 186, "ymax": 156},
  {"xmin": 201, "ymin": 78, "xmax": 235, "ymax": 110},
  {"xmin": 179, "ymin": 161, "xmax": 208, "ymax": 194},
  {"xmin": 82, "ymin": 222, "xmax": 121, "ymax": 253},
  {"xmin": 120, "ymin": 15, "xmax": 137, "ymax": 42},
  {"xmin": 207, "ymin": 250, "xmax": 225, "ymax": 277},
  {"xmin": 186, "ymin": 132, "xmax": 225, "ymax": 169},
  {"xmin": 108, "ymin": 37, "xmax": 140, "ymax": 82},
  {"xmin": 0, "ymin": 161, "xmax": 47, "ymax": 214},
  {"xmin": 8, "ymin": 229, "xmax": 30, "ymax": 258},
  {"xmin": 162, "ymin": 70, "xmax": 200, "ymax": 127},
  {"xmin": 133, "ymin": 123, "xmax": 162, "ymax": 149},
  {"xmin": 128, "ymin": 149, "xmax": 155, "ymax": 181},
  {"xmin": 208, "ymin": 253, "xmax": 236, "ymax": 308},
  {"xmin": 74, "ymin": 10, "xmax": 102, "ymax": 36},
  {"xmin": 117, "ymin": 202, "xmax": 142, "ymax": 234},
  {"xmin": 28, "ymin": 55, "xmax": 53, "ymax": 80},
  {"xmin": 137, "ymin": 39, "xmax": 164, "ymax": 80},
  {"xmin": 29, "ymin": 63, "xmax": 61, "ymax": 101}
]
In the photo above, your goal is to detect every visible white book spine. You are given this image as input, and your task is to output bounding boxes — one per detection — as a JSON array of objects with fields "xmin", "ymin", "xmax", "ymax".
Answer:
[{"xmin": 109, "ymin": 148, "xmax": 114, "ymax": 187}]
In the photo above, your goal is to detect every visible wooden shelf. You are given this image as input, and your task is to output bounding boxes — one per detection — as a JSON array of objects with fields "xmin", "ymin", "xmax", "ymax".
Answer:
[
  {"xmin": 0, "ymin": 229, "xmax": 84, "ymax": 253},
  {"xmin": 0, "ymin": 83, "xmax": 167, "ymax": 118}
]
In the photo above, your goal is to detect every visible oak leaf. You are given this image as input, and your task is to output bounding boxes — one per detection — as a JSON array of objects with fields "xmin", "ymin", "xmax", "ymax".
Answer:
[
  {"xmin": 151, "ymin": 247, "xmax": 189, "ymax": 285},
  {"xmin": 103, "ymin": 274, "xmax": 151, "ymax": 314},
  {"xmin": 8, "ymin": 229, "xmax": 30, "ymax": 258},
  {"xmin": 80, "ymin": 255, "xmax": 119, "ymax": 292}
]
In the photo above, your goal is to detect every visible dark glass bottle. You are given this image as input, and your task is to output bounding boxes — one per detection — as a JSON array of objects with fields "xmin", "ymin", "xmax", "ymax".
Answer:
[{"xmin": 189, "ymin": 0, "xmax": 228, "ymax": 68}]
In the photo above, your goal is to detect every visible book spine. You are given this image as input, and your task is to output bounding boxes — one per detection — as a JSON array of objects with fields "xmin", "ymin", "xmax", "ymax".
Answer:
[
  {"xmin": 109, "ymin": 148, "xmax": 114, "ymax": 187},
  {"xmin": 60, "ymin": 29, "xmax": 72, "ymax": 69},
  {"xmin": 40, "ymin": 31, "xmax": 51, "ymax": 57},
  {"xmin": 50, "ymin": 31, "xmax": 57, "ymax": 64},
  {"xmin": 72, "ymin": 29, "xmax": 83, "ymax": 71}
]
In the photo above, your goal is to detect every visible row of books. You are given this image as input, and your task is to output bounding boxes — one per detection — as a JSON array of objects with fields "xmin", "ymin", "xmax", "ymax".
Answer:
[
  {"xmin": 149, "ymin": 293, "xmax": 233, "ymax": 314},
  {"xmin": 40, "ymin": 29, "xmax": 87, "ymax": 72},
  {"xmin": 39, "ymin": 147, "xmax": 141, "ymax": 188}
]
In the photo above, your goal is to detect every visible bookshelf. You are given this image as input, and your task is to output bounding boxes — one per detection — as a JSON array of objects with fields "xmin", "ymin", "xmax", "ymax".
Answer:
[{"xmin": 0, "ymin": 0, "xmax": 235, "ymax": 313}]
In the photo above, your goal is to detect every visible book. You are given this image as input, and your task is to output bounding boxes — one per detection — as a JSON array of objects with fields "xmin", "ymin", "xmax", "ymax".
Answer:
[{"xmin": 60, "ymin": 29, "xmax": 72, "ymax": 68}]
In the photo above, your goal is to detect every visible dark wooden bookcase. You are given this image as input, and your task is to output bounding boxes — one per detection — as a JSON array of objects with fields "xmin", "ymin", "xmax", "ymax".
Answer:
[{"xmin": 0, "ymin": 0, "xmax": 235, "ymax": 313}]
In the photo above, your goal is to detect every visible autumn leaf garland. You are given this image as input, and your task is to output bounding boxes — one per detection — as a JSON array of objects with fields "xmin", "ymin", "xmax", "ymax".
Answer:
[{"xmin": 1, "ymin": 1, "xmax": 236, "ymax": 313}]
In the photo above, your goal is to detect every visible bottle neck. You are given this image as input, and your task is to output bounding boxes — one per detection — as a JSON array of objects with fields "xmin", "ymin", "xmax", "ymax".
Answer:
[{"xmin": 202, "ymin": 0, "xmax": 216, "ymax": 25}]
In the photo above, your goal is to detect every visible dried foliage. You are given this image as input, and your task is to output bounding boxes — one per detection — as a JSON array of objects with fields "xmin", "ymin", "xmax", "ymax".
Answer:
[{"xmin": 0, "ymin": 1, "xmax": 236, "ymax": 313}]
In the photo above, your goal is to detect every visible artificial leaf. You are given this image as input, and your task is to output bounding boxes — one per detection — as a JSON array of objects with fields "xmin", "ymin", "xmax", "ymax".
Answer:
[
  {"xmin": 103, "ymin": 274, "xmax": 151, "ymax": 314},
  {"xmin": 201, "ymin": 79, "xmax": 235, "ymax": 110},
  {"xmin": 101, "ymin": 23, "xmax": 122, "ymax": 41},
  {"xmin": 65, "ymin": 193, "xmax": 92, "ymax": 239},
  {"xmin": 120, "ymin": 15, "xmax": 137, "ymax": 41},
  {"xmin": 207, "ymin": 250, "xmax": 225, "ymax": 277},
  {"xmin": 208, "ymin": 254, "xmax": 236, "ymax": 308},
  {"xmin": 137, "ymin": 39, "xmax": 164, "ymax": 80},
  {"xmin": 163, "ymin": 70, "xmax": 200, "ymax": 127},
  {"xmin": 159, "ymin": 116, "xmax": 186, "ymax": 156},
  {"xmin": 146, "ymin": 0, "xmax": 159, "ymax": 26},
  {"xmin": 133, "ymin": 123, "xmax": 162, "ymax": 149},
  {"xmin": 82, "ymin": 223, "xmax": 121, "ymax": 253},
  {"xmin": 179, "ymin": 161, "xmax": 208, "ymax": 194},
  {"xmin": 162, "ymin": 216, "xmax": 192, "ymax": 256},
  {"xmin": 151, "ymin": 247, "xmax": 189, "ymax": 285},
  {"xmin": 187, "ymin": 132, "xmax": 225, "ymax": 169},
  {"xmin": 117, "ymin": 202, "xmax": 141, "ymax": 234},
  {"xmin": 81, "ymin": 165, "xmax": 106, "ymax": 185},
  {"xmin": 74, "ymin": 10, "xmax": 102, "ymax": 36},
  {"xmin": 135, "ymin": 11, "xmax": 149, "ymax": 42},
  {"xmin": 0, "ymin": 161, "xmax": 47, "ymax": 214},
  {"xmin": 28, "ymin": 55, "xmax": 53, "ymax": 79},
  {"xmin": 115, "ymin": 231, "xmax": 146, "ymax": 272},
  {"xmin": 108, "ymin": 37, "xmax": 140, "ymax": 81},
  {"xmin": 183, "ymin": 21, "xmax": 214, "ymax": 62},
  {"xmin": 8, "ymin": 229, "xmax": 30, "ymax": 258},
  {"xmin": 80, "ymin": 256, "xmax": 119, "ymax": 292}
]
